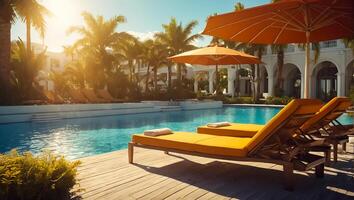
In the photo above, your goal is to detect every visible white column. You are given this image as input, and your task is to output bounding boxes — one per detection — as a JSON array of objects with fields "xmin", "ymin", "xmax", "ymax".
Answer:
[
  {"xmin": 227, "ymin": 68, "xmax": 236, "ymax": 97},
  {"xmin": 301, "ymin": 73, "xmax": 305, "ymax": 98},
  {"xmin": 268, "ymin": 72, "xmax": 274, "ymax": 96},
  {"xmin": 337, "ymin": 72, "xmax": 346, "ymax": 96},
  {"xmin": 194, "ymin": 78, "xmax": 198, "ymax": 93},
  {"xmin": 208, "ymin": 70, "xmax": 214, "ymax": 94}
]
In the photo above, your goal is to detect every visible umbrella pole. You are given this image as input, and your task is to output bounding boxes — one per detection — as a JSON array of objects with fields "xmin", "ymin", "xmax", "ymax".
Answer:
[{"xmin": 304, "ymin": 31, "xmax": 310, "ymax": 99}]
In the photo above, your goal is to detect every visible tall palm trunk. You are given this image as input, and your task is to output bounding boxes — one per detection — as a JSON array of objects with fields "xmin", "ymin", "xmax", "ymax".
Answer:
[
  {"xmin": 154, "ymin": 66, "xmax": 158, "ymax": 92},
  {"xmin": 250, "ymin": 64, "xmax": 256, "ymax": 102},
  {"xmin": 235, "ymin": 65, "xmax": 240, "ymax": 97},
  {"xmin": 0, "ymin": 20, "xmax": 12, "ymax": 104},
  {"xmin": 177, "ymin": 64, "xmax": 181, "ymax": 87},
  {"xmin": 276, "ymin": 50, "xmax": 284, "ymax": 95},
  {"xmin": 26, "ymin": 16, "xmax": 31, "ymax": 55},
  {"xmin": 145, "ymin": 64, "xmax": 150, "ymax": 92},
  {"xmin": 128, "ymin": 60, "xmax": 133, "ymax": 83},
  {"xmin": 255, "ymin": 50, "xmax": 263, "ymax": 100},
  {"xmin": 167, "ymin": 64, "xmax": 172, "ymax": 90}
]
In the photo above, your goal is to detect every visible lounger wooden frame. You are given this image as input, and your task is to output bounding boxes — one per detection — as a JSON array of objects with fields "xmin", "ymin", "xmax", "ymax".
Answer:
[
  {"xmin": 301, "ymin": 106, "xmax": 352, "ymax": 162},
  {"xmin": 128, "ymin": 111, "xmax": 326, "ymax": 190}
]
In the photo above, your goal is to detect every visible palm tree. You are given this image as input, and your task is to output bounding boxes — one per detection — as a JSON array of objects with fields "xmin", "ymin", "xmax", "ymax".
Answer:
[
  {"xmin": 271, "ymin": 44, "xmax": 287, "ymax": 96},
  {"xmin": 148, "ymin": 41, "xmax": 169, "ymax": 92},
  {"xmin": 64, "ymin": 61, "xmax": 86, "ymax": 89},
  {"xmin": 0, "ymin": 0, "xmax": 15, "ymax": 103},
  {"xmin": 231, "ymin": 2, "xmax": 267, "ymax": 102},
  {"xmin": 15, "ymin": 0, "xmax": 50, "ymax": 54},
  {"xmin": 114, "ymin": 34, "xmax": 142, "ymax": 83},
  {"xmin": 49, "ymin": 70, "xmax": 69, "ymax": 96},
  {"xmin": 0, "ymin": 0, "xmax": 49, "ymax": 103},
  {"xmin": 63, "ymin": 45, "xmax": 76, "ymax": 61},
  {"xmin": 155, "ymin": 18, "xmax": 202, "ymax": 90},
  {"xmin": 141, "ymin": 39, "xmax": 154, "ymax": 92},
  {"xmin": 10, "ymin": 38, "xmax": 46, "ymax": 100},
  {"xmin": 67, "ymin": 12, "xmax": 126, "ymax": 89}
]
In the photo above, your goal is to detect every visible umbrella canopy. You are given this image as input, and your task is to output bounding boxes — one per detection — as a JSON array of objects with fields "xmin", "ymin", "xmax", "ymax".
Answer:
[
  {"xmin": 169, "ymin": 46, "xmax": 261, "ymax": 65},
  {"xmin": 202, "ymin": 0, "xmax": 354, "ymax": 98},
  {"xmin": 169, "ymin": 46, "xmax": 261, "ymax": 95}
]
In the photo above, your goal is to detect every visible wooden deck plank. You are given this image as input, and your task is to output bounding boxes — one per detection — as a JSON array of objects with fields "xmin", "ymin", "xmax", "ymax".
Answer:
[{"xmin": 75, "ymin": 144, "xmax": 354, "ymax": 200}]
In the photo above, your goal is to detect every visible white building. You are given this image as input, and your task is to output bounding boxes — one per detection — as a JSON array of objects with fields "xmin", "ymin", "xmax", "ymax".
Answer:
[
  {"xmin": 190, "ymin": 39, "xmax": 354, "ymax": 101},
  {"xmin": 31, "ymin": 43, "xmax": 69, "ymax": 90}
]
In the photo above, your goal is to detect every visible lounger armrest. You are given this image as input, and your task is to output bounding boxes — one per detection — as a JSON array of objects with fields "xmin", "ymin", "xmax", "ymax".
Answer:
[
  {"xmin": 300, "ymin": 140, "xmax": 326, "ymax": 148},
  {"xmin": 293, "ymin": 154, "xmax": 325, "ymax": 171}
]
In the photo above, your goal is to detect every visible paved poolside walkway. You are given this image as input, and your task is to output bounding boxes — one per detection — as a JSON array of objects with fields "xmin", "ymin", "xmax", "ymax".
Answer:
[{"xmin": 74, "ymin": 139, "xmax": 354, "ymax": 200}]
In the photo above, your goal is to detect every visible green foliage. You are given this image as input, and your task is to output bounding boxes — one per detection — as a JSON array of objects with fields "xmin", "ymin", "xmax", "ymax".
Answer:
[
  {"xmin": 224, "ymin": 97, "xmax": 254, "ymax": 104},
  {"xmin": 265, "ymin": 96, "xmax": 294, "ymax": 105},
  {"xmin": 155, "ymin": 17, "xmax": 202, "ymax": 87},
  {"xmin": 10, "ymin": 38, "xmax": 47, "ymax": 101},
  {"xmin": 0, "ymin": 150, "xmax": 81, "ymax": 200}
]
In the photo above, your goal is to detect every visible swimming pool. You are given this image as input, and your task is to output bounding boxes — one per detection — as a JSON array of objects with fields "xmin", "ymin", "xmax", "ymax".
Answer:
[{"xmin": 0, "ymin": 106, "xmax": 352, "ymax": 159}]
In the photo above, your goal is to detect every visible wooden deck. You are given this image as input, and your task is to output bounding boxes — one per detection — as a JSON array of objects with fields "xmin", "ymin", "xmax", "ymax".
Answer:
[{"xmin": 75, "ymin": 141, "xmax": 354, "ymax": 200}]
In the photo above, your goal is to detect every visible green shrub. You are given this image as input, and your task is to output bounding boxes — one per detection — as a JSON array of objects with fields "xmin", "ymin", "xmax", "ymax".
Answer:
[
  {"xmin": 0, "ymin": 150, "xmax": 81, "ymax": 200},
  {"xmin": 350, "ymin": 85, "xmax": 354, "ymax": 104},
  {"xmin": 265, "ymin": 96, "xmax": 294, "ymax": 105},
  {"xmin": 224, "ymin": 96, "xmax": 254, "ymax": 104}
]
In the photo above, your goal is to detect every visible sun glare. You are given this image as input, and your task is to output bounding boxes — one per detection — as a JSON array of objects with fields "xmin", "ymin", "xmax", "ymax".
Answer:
[
  {"xmin": 42, "ymin": 0, "xmax": 82, "ymax": 52},
  {"xmin": 45, "ymin": 0, "xmax": 78, "ymax": 26}
]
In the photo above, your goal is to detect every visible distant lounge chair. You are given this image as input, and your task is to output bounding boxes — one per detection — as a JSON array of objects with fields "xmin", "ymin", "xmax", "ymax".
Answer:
[
  {"xmin": 301, "ymin": 97, "xmax": 353, "ymax": 161},
  {"xmin": 43, "ymin": 91, "xmax": 65, "ymax": 104},
  {"xmin": 129, "ymin": 99, "xmax": 325, "ymax": 190},
  {"xmin": 97, "ymin": 89, "xmax": 124, "ymax": 103},
  {"xmin": 21, "ymin": 99, "xmax": 46, "ymax": 105},
  {"xmin": 68, "ymin": 88, "xmax": 88, "ymax": 103},
  {"xmin": 197, "ymin": 97, "xmax": 353, "ymax": 162},
  {"xmin": 81, "ymin": 89, "xmax": 109, "ymax": 103}
]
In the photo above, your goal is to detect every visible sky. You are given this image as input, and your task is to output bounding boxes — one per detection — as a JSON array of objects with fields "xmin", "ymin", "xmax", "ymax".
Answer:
[{"xmin": 11, "ymin": 0, "xmax": 269, "ymax": 52}]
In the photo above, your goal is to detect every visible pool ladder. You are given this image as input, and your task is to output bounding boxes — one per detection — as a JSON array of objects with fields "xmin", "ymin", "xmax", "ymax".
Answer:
[{"xmin": 31, "ymin": 113, "xmax": 62, "ymax": 123}]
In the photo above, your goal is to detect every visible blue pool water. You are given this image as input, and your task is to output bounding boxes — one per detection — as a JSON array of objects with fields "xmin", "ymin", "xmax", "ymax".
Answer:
[{"xmin": 0, "ymin": 106, "xmax": 352, "ymax": 159}]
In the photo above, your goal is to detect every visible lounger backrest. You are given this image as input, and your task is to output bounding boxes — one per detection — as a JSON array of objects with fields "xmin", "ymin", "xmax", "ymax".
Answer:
[
  {"xmin": 98, "ymin": 89, "xmax": 113, "ymax": 101},
  {"xmin": 82, "ymin": 89, "xmax": 98, "ymax": 101},
  {"xmin": 246, "ymin": 99, "xmax": 323, "ymax": 154},
  {"xmin": 69, "ymin": 89, "xmax": 87, "ymax": 102},
  {"xmin": 44, "ymin": 91, "xmax": 55, "ymax": 102},
  {"xmin": 301, "ymin": 97, "xmax": 352, "ymax": 131}
]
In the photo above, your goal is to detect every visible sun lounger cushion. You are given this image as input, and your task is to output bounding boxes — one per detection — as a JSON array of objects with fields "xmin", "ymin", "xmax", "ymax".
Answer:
[
  {"xmin": 245, "ymin": 99, "xmax": 323, "ymax": 152},
  {"xmin": 301, "ymin": 97, "xmax": 352, "ymax": 132},
  {"xmin": 132, "ymin": 132, "xmax": 251, "ymax": 157},
  {"xmin": 197, "ymin": 123, "xmax": 264, "ymax": 137}
]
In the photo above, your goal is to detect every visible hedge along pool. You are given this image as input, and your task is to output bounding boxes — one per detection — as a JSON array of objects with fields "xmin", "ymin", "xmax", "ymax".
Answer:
[{"xmin": 0, "ymin": 106, "xmax": 352, "ymax": 159}]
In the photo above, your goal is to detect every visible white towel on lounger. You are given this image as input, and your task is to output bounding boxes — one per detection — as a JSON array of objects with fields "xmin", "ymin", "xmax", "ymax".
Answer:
[
  {"xmin": 207, "ymin": 122, "xmax": 231, "ymax": 128},
  {"xmin": 144, "ymin": 128, "xmax": 173, "ymax": 136}
]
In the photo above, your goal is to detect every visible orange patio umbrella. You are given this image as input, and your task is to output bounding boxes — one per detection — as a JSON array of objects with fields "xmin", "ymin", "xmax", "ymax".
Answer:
[
  {"xmin": 168, "ymin": 46, "xmax": 261, "ymax": 94},
  {"xmin": 202, "ymin": 0, "xmax": 354, "ymax": 98}
]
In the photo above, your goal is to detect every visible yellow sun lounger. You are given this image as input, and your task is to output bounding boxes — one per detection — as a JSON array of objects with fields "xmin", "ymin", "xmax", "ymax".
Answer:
[
  {"xmin": 197, "ymin": 97, "xmax": 353, "ymax": 162},
  {"xmin": 81, "ymin": 89, "xmax": 109, "ymax": 103},
  {"xmin": 197, "ymin": 123, "xmax": 263, "ymax": 137},
  {"xmin": 68, "ymin": 88, "xmax": 88, "ymax": 103},
  {"xmin": 129, "ymin": 99, "xmax": 325, "ymax": 190}
]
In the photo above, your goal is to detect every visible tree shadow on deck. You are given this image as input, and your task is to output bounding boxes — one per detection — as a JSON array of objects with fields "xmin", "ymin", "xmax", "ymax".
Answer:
[{"xmin": 133, "ymin": 153, "xmax": 354, "ymax": 200}]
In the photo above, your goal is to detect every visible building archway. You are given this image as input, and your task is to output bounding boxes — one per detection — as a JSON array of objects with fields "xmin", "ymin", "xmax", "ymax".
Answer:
[
  {"xmin": 259, "ymin": 65, "xmax": 268, "ymax": 96},
  {"xmin": 345, "ymin": 60, "xmax": 354, "ymax": 96},
  {"xmin": 273, "ymin": 63, "xmax": 301, "ymax": 97},
  {"xmin": 312, "ymin": 61, "xmax": 338, "ymax": 101}
]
